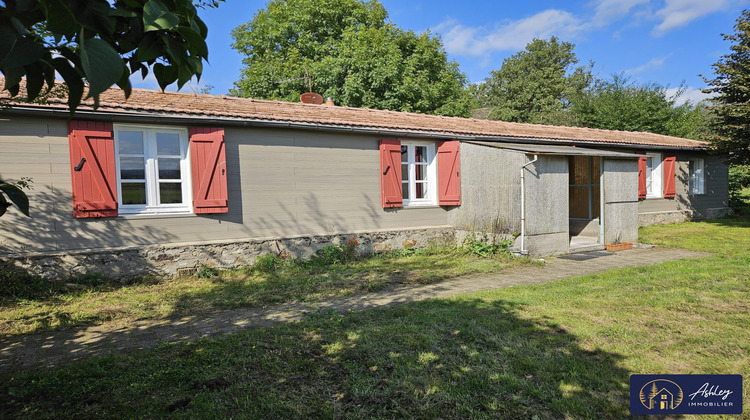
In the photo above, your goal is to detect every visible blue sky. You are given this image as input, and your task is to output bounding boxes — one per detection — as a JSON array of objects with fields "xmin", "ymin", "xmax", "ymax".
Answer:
[{"xmin": 136, "ymin": 0, "xmax": 750, "ymax": 105}]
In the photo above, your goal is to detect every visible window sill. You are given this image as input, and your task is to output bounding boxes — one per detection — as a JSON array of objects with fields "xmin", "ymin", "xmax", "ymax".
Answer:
[
  {"xmin": 399, "ymin": 205, "xmax": 442, "ymax": 210},
  {"xmin": 119, "ymin": 212, "xmax": 196, "ymax": 220}
]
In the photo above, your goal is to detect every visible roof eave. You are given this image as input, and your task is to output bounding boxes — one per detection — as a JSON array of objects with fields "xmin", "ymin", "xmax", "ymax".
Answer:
[{"xmin": 0, "ymin": 104, "xmax": 710, "ymax": 151}]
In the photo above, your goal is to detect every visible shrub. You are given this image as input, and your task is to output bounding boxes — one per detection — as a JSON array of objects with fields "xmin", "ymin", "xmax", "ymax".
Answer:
[
  {"xmin": 253, "ymin": 254, "xmax": 282, "ymax": 273},
  {"xmin": 462, "ymin": 233, "xmax": 513, "ymax": 258},
  {"xmin": 729, "ymin": 165, "xmax": 750, "ymax": 214},
  {"xmin": 197, "ymin": 265, "xmax": 218, "ymax": 279}
]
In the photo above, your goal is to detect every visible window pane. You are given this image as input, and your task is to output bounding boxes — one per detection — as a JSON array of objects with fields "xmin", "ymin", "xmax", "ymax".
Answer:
[
  {"xmin": 401, "ymin": 146, "xmax": 408, "ymax": 163},
  {"xmin": 402, "ymin": 182, "xmax": 408, "ymax": 199},
  {"xmin": 415, "ymin": 182, "xmax": 426, "ymax": 199},
  {"xmin": 120, "ymin": 157, "xmax": 145, "ymax": 179},
  {"xmin": 401, "ymin": 163, "xmax": 409, "ymax": 182},
  {"xmin": 159, "ymin": 183, "xmax": 183, "ymax": 204},
  {"xmin": 158, "ymin": 158, "xmax": 181, "ymax": 180},
  {"xmin": 118, "ymin": 131, "xmax": 144, "ymax": 154},
  {"xmin": 415, "ymin": 146, "xmax": 426, "ymax": 163},
  {"xmin": 415, "ymin": 163, "xmax": 426, "ymax": 181},
  {"xmin": 646, "ymin": 157, "xmax": 653, "ymax": 193},
  {"xmin": 121, "ymin": 182, "xmax": 146, "ymax": 205},
  {"xmin": 157, "ymin": 133, "xmax": 181, "ymax": 155}
]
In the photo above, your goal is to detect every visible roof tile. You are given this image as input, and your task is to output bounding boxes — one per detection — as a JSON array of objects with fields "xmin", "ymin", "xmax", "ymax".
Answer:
[{"xmin": 0, "ymin": 78, "xmax": 707, "ymax": 148}]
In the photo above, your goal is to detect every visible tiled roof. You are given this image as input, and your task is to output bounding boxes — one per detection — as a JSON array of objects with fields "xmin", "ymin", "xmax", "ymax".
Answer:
[{"xmin": 0, "ymin": 78, "xmax": 708, "ymax": 149}]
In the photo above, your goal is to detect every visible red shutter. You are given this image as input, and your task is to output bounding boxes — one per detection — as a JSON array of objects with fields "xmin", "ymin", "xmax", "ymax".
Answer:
[
  {"xmin": 190, "ymin": 127, "xmax": 228, "ymax": 214},
  {"xmin": 68, "ymin": 121, "xmax": 118, "ymax": 218},
  {"xmin": 380, "ymin": 139, "xmax": 403, "ymax": 208},
  {"xmin": 663, "ymin": 154, "xmax": 676, "ymax": 198},
  {"xmin": 437, "ymin": 141, "xmax": 461, "ymax": 206},
  {"xmin": 637, "ymin": 152, "xmax": 647, "ymax": 199}
]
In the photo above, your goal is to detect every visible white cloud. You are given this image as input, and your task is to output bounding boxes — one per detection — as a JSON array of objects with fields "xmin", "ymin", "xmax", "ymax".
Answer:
[
  {"xmin": 653, "ymin": 0, "xmax": 730, "ymax": 35},
  {"xmin": 590, "ymin": 0, "xmax": 650, "ymax": 27},
  {"xmin": 665, "ymin": 86, "xmax": 715, "ymax": 105},
  {"xmin": 624, "ymin": 55, "xmax": 671, "ymax": 74},
  {"xmin": 436, "ymin": 10, "xmax": 583, "ymax": 56}
]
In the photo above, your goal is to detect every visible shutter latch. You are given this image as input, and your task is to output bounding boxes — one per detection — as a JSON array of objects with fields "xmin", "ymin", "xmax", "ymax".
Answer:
[{"xmin": 74, "ymin": 158, "xmax": 86, "ymax": 172}]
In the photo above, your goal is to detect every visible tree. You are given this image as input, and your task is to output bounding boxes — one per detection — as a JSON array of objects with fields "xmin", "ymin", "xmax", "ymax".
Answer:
[
  {"xmin": 1, "ymin": 0, "xmax": 221, "ymax": 218},
  {"xmin": 572, "ymin": 74, "xmax": 710, "ymax": 139},
  {"xmin": 702, "ymin": 9, "xmax": 750, "ymax": 165},
  {"xmin": 0, "ymin": 0, "xmax": 220, "ymax": 112},
  {"xmin": 230, "ymin": 0, "xmax": 473, "ymax": 117},
  {"xmin": 475, "ymin": 37, "xmax": 593, "ymax": 125}
]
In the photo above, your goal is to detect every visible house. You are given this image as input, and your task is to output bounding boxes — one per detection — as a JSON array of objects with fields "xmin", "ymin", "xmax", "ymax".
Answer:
[{"xmin": 0, "ymin": 80, "xmax": 730, "ymax": 278}]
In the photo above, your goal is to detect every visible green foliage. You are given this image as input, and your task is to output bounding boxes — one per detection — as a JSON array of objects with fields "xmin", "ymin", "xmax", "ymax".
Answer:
[
  {"xmin": 572, "ymin": 74, "xmax": 711, "ymax": 139},
  {"xmin": 196, "ymin": 265, "xmax": 218, "ymax": 279},
  {"xmin": 230, "ymin": 0, "xmax": 472, "ymax": 116},
  {"xmin": 252, "ymin": 254, "xmax": 282, "ymax": 273},
  {"xmin": 728, "ymin": 164, "xmax": 750, "ymax": 213},
  {"xmin": 0, "ymin": 177, "xmax": 32, "ymax": 218},
  {"xmin": 702, "ymin": 9, "xmax": 750, "ymax": 165},
  {"xmin": 0, "ymin": 0, "xmax": 221, "ymax": 113},
  {"xmin": 310, "ymin": 239, "xmax": 359, "ymax": 265},
  {"xmin": 475, "ymin": 37, "xmax": 593, "ymax": 125},
  {"xmin": 461, "ymin": 234, "xmax": 513, "ymax": 258},
  {"xmin": 0, "ymin": 265, "xmax": 65, "ymax": 300}
]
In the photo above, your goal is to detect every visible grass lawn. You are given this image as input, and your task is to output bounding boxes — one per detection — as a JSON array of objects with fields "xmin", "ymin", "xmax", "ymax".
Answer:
[
  {"xmin": 0, "ymin": 217, "xmax": 748, "ymax": 418},
  {"xmin": 0, "ymin": 246, "xmax": 529, "ymax": 337}
]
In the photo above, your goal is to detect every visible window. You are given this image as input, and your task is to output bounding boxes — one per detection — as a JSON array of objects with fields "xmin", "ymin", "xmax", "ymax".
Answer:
[
  {"xmin": 114, "ymin": 125, "xmax": 192, "ymax": 215},
  {"xmin": 400, "ymin": 142, "xmax": 437, "ymax": 206},
  {"xmin": 689, "ymin": 158, "xmax": 705, "ymax": 194},
  {"xmin": 645, "ymin": 153, "xmax": 662, "ymax": 198}
]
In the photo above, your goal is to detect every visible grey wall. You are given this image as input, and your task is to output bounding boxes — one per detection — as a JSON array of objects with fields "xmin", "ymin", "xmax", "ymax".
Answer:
[
  {"xmin": 447, "ymin": 143, "xmax": 523, "ymax": 234},
  {"xmin": 0, "ymin": 116, "xmax": 449, "ymax": 255},
  {"xmin": 602, "ymin": 158, "xmax": 639, "ymax": 244},
  {"xmin": 637, "ymin": 151, "xmax": 729, "ymax": 219},
  {"xmin": 524, "ymin": 155, "xmax": 569, "ymax": 256}
]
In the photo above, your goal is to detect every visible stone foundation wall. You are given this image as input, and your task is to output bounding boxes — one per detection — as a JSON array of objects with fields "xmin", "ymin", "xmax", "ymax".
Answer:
[
  {"xmin": 2, "ymin": 227, "xmax": 456, "ymax": 280},
  {"xmin": 638, "ymin": 206, "xmax": 733, "ymax": 227},
  {"xmin": 638, "ymin": 211, "xmax": 689, "ymax": 227}
]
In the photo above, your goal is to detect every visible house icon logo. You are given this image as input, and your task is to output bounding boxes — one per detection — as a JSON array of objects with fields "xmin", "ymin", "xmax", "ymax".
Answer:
[{"xmin": 639, "ymin": 379, "xmax": 684, "ymax": 411}]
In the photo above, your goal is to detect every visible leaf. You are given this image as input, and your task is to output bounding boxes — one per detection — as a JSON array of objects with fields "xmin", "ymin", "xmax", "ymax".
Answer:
[
  {"xmin": 132, "ymin": 35, "xmax": 163, "ymax": 62},
  {"xmin": 0, "ymin": 36, "xmax": 45, "ymax": 69},
  {"xmin": 153, "ymin": 62, "xmax": 177, "ymax": 90},
  {"xmin": 0, "ymin": 25, "xmax": 18, "ymax": 64},
  {"xmin": 52, "ymin": 57, "xmax": 84, "ymax": 112},
  {"xmin": 143, "ymin": 0, "xmax": 180, "ymax": 32},
  {"xmin": 176, "ymin": 27, "xmax": 208, "ymax": 58},
  {"xmin": 40, "ymin": 0, "xmax": 78, "ymax": 36},
  {"xmin": 80, "ymin": 38, "xmax": 125, "ymax": 97},
  {"xmin": 0, "ymin": 184, "xmax": 30, "ymax": 217},
  {"xmin": 116, "ymin": 66, "xmax": 132, "ymax": 98},
  {"xmin": 23, "ymin": 61, "xmax": 45, "ymax": 100}
]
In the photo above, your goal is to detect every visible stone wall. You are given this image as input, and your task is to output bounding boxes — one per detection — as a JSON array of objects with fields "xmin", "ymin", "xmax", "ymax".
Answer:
[{"xmin": 2, "ymin": 227, "xmax": 456, "ymax": 280}]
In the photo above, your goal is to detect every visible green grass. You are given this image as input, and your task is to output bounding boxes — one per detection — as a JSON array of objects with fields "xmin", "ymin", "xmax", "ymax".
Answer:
[
  {"xmin": 0, "ymin": 247, "xmax": 528, "ymax": 337},
  {"xmin": 0, "ymin": 218, "xmax": 748, "ymax": 418}
]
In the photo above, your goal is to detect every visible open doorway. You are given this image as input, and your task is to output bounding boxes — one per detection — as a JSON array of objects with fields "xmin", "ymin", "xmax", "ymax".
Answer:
[{"xmin": 569, "ymin": 156, "xmax": 603, "ymax": 250}]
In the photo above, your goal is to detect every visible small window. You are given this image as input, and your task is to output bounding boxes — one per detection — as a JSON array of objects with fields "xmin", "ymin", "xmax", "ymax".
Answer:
[
  {"xmin": 645, "ymin": 153, "xmax": 662, "ymax": 198},
  {"xmin": 400, "ymin": 142, "xmax": 437, "ymax": 206},
  {"xmin": 115, "ymin": 125, "xmax": 192, "ymax": 215},
  {"xmin": 689, "ymin": 158, "xmax": 705, "ymax": 194}
]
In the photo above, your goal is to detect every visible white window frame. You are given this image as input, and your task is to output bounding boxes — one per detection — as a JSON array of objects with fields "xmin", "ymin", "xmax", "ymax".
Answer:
[
  {"xmin": 401, "ymin": 141, "xmax": 437, "ymax": 207},
  {"xmin": 114, "ymin": 124, "xmax": 193, "ymax": 215},
  {"xmin": 689, "ymin": 158, "xmax": 705, "ymax": 195},
  {"xmin": 645, "ymin": 152, "xmax": 662, "ymax": 199}
]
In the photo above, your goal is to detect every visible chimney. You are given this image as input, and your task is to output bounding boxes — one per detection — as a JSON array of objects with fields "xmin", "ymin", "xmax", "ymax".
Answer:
[{"xmin": 325, "ymin": 97, "xmax": 335, "ymax": 106}]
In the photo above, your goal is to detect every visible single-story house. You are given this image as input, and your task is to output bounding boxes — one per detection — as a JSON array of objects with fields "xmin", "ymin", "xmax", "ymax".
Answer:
[{"xmin": 0, "ymin": 80, "xmax": 730, "ymax": 278}]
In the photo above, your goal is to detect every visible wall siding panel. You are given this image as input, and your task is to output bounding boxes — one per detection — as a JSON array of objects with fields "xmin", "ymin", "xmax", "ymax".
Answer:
[{"xmin": 0, "ymin": 117, "xmax": 448, "ymax": 255}]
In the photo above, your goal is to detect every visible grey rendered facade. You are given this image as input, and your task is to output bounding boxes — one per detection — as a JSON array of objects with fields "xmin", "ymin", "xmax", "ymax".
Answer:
[{"xmin": 0, "ymin": 86, "xmax": 731, "ymax": 276}]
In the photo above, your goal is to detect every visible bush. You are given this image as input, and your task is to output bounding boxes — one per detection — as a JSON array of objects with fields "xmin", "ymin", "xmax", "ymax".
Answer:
[
  {"xmin": 197, "ymin": 265, "xmax": 218, "ymax": 279},
  {"xmin": 253, "ymin": 254, "xmax": 283, "ymax": 273},
  {"xmin": 462, "ymin": 234, "xmax": 513, "ymax": 258},
  {"xmin": 729, "ymin": 165, "xmax": 750, "ymax": 214}
]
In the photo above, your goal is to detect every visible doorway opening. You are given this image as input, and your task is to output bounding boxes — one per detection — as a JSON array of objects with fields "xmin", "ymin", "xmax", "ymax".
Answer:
[{"xmin": 569, "ymin": 156, "xmax": 603, "ymax": 251}]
